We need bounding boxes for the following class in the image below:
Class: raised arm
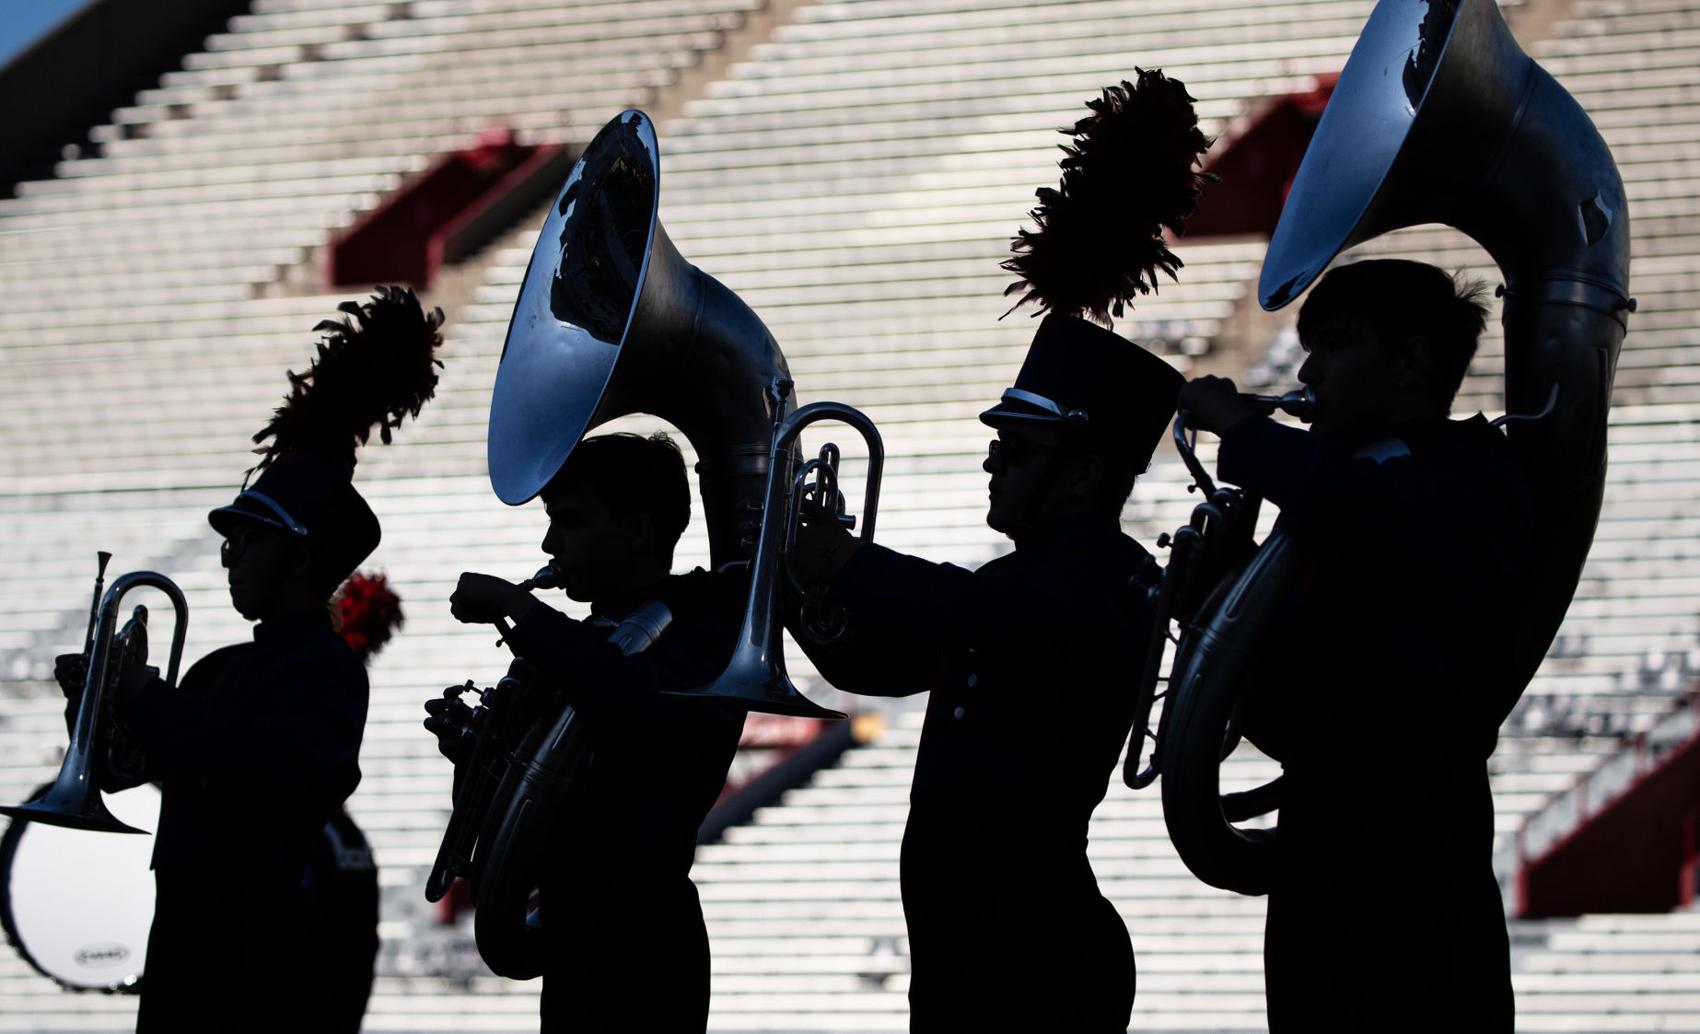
[1217,415,1532,594]
[502,602,735,716]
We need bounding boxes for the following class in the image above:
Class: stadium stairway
[1,0,1699,1031]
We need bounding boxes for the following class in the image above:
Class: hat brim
[208,493,308,538]
[207,507,288,539]
[979,400,1071,429]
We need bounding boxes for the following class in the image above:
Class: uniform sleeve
[833,542,1129,659]
[503,603,733,715]
[790,587,943,699]
[1216,415,1532,594]
[129,648,367,803]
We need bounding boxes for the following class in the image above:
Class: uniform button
[953,706,966,720]
[965,673,978,688]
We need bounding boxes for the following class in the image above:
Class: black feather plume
[1002,68,1214,326]
[251,285,445,473]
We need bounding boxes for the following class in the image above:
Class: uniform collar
[254,607,334,644]
[592,577,672,624]
[1013,516,1130,557]
[1365,413,1500,452]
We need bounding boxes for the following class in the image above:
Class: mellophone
[0,554,183,991]
[0,556,360,994]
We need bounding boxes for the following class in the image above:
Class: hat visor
[208,490,311,538]
[979,399,1071,429]
[208,504,294,538]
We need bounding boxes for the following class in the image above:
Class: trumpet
[0,554,187,835]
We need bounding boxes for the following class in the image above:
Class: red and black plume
[1002,69,1214,326]
[251,285,445,473]
[334,571,404,664]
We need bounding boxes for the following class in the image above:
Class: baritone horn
[1146,0,1631,895]
[0,555,188,835]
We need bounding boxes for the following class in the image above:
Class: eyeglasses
[986,436,1056,465]
[219,531,249,565]
[220,528,280,565]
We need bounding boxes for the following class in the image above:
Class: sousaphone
[455,110,883,978]
[1154,0,1632,894]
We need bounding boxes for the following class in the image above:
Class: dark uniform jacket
[811,520,1158,1033]
[503,568,746,1034]
[1217,413,1533,1033]
[123,609,368,1034]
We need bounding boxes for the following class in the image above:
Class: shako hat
[981,312,1184,449]
[211,286,444,595]
[989,69,1210,467]
[210,456,381,596]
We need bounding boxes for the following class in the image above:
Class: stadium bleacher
[1,0,1697,1031]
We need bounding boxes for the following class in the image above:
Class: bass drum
[0,782,160,992]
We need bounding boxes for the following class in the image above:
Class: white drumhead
[1,784,159,992]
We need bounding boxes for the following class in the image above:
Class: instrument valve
[738,500,764,554]
[447,678,485,703]
[1157,532,1172,550]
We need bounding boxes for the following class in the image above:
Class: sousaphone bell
[490,109,874,719]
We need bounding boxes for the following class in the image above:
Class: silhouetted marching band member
[1179,259,1528,1032]
[441,432,746,1033]
[313,571,406,1032]
[789,72,1207,1033]
[52,288,442,1033]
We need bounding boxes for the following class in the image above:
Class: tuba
[0,554,188,835]
[1141,0,1632,894]
[432,110,881,976]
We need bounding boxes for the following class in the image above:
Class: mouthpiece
[1241,387,1315,422]
[518,563,563,592]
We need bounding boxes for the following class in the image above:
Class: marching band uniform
[311,572,402,1033]
[498,570,746,1033]
[64,289,442,1033]
[127,588,367,1034]
[784,71,1205,1029]
[802,315,1182,1032]
[307,805,382,1034]
[1219,411,1530,1031]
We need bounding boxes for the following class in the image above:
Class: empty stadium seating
[1,0,1697,1030]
